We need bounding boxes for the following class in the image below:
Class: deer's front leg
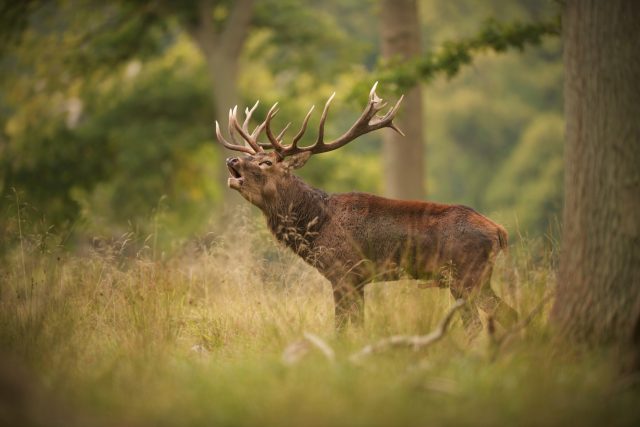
[331,281,365,332]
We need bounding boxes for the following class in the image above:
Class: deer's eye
[259,160,273,167]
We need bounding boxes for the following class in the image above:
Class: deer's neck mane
[263,175,330,259]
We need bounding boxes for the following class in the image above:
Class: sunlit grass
[0,213,638,427]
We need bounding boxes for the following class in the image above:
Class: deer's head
[224,151,311,208]
[216,83,404,210]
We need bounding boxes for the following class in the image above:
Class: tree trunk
[188,0,254,203]
[553,0,640,365]
[203,51,241,200]
[207,53,240,126]
[379,0,425,200]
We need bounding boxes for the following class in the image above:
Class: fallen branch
[282,332,335,365]
[349,299,465,363]
[303,332,335,361]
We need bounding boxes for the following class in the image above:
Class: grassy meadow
[1,211,638,427]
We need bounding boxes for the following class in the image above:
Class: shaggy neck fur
[262,175,329,261]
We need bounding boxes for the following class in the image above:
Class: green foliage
[1,36,218,236]
[0,0,380,242]
[299,149,382,195]
[328,2,565,238]
[251,0,373,78]
[0,0,565,244]
[0,0,39,52]
[423,36,563,235]
[407,0,565,238]
[78,40,217,225]
[350,16,560,99]
[0,0,169,226]
[485,114,564,233]
[66,2,167,73]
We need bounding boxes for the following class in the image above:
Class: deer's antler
[215,82,404,158]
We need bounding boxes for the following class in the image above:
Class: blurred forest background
[2,2,640,426]
[0,0,562,251]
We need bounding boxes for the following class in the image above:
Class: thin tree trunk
[207,53,240,125]
[188,0,254,203]
[205,54,242,205]
[379,0,425,200]
[553,0,640,365]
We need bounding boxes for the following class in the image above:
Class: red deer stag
[216,83,517,336]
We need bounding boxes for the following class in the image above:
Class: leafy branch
[351,16,560,99]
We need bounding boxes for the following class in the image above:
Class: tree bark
[553,0,640,364]
[379,0,425,200]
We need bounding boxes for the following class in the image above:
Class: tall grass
[0,212,638,427]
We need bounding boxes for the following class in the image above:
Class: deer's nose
[226,157,239,166]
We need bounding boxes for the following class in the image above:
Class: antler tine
[276,122,291,141]
[245,100,273,143]
[368,81,389,114]
[387,94,404,117]
[228,107,241,144]
[243,100,260,132]
[230,106,263,153]
[215,121,255,154]
[381,94,405,136]
[369,80,379,100]
[314,92,336,147]
[264,103,287,152]
[291,104,315,149]
[250,120,268,143]
[366,89,405,136]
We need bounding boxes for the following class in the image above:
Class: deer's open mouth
[227,164,242,178]
[227,164,243,189]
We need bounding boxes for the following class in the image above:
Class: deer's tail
[497,225,509,253]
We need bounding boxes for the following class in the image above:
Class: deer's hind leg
[448,251,494,341]
[472,249,518,329]
[475,279,518,329]
[332,280,365,332]
[450,286,483,341]
[454,258,518,340]
[449,247,519,340]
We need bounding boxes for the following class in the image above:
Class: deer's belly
[312,237,444,284]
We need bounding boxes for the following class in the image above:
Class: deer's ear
[282,152,311,170]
